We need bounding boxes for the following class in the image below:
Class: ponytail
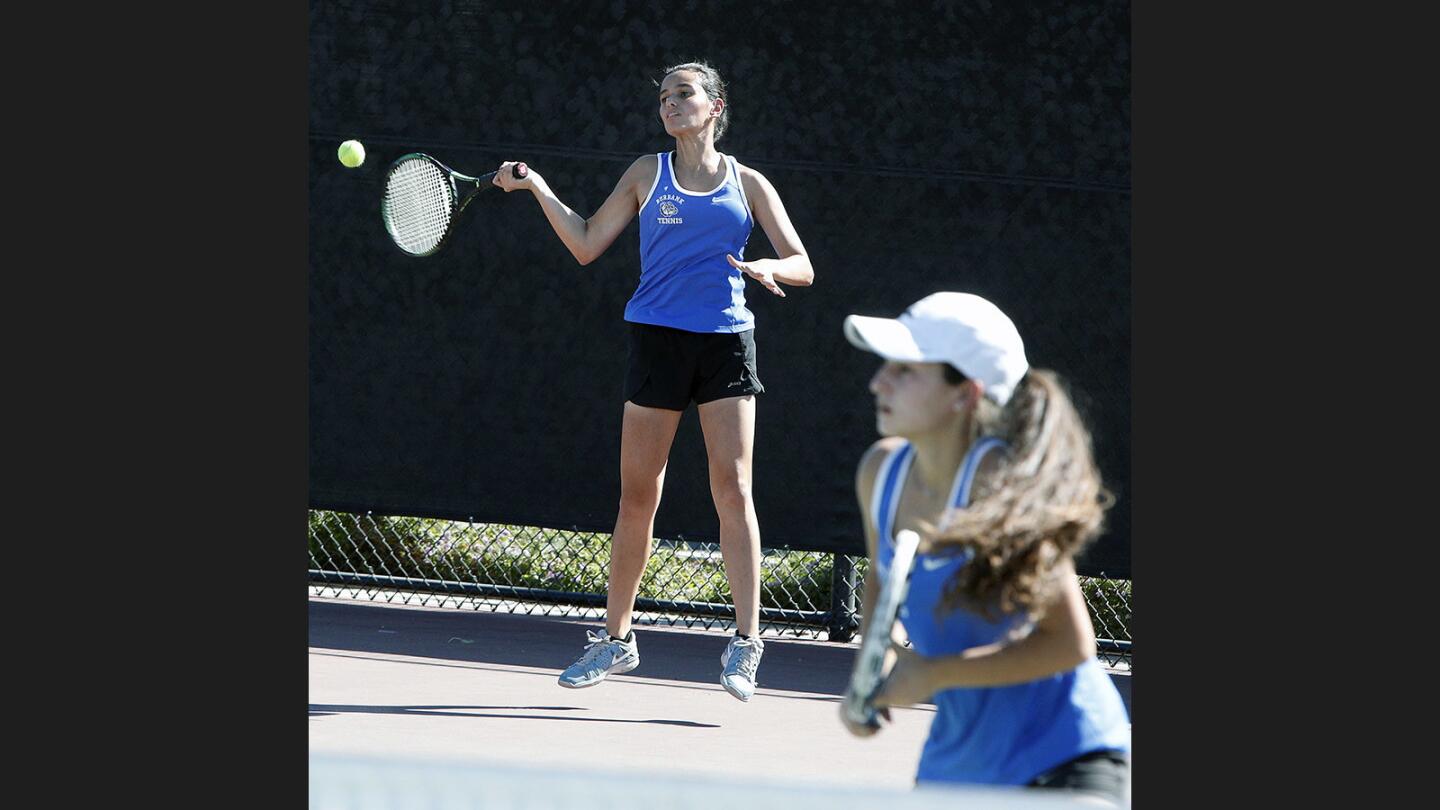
[931,370,1112,621]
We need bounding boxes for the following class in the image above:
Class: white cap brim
[843,315,929,361]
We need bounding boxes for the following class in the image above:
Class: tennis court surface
[309,596,1131,806]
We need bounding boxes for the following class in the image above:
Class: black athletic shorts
[623,322,764,411]
[1027,749,1130,806]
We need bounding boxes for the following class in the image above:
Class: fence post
[828,551,859,642]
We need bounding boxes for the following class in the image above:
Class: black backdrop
[309,0,1131,577]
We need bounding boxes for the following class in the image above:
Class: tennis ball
[337,140,365,168]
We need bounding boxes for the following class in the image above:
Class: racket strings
[383,159,455,255]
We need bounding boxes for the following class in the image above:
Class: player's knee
[617,483,662,517]
[709,476,752,515]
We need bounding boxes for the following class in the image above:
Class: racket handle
[479,163,529,185]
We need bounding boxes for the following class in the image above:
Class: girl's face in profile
[658,71,719,137]
[868,360,966,438]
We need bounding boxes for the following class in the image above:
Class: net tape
[309,754,1109,809]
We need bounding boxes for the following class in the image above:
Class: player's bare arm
[494,155,656,265]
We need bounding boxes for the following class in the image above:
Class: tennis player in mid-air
[492,60,813,701]
[840,292,1131,804]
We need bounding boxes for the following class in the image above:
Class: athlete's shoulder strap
[950,437,1008,509]
[641,152,668,209]
[726,154,753,220]
[870,441,915,542]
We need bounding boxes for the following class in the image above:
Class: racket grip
[511,162,528,179]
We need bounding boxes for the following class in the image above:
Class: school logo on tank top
[656,192,684,224]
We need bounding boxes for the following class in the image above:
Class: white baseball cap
[844,292,1029,406]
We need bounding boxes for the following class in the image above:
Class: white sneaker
[720,635,764,701]
[557,629,640,688]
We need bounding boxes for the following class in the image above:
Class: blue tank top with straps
[871,439,1131,786]
[627,152,755,333]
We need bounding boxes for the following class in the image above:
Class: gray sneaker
[720,635,764,701]
[557,629,639,688]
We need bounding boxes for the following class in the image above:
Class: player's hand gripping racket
[381,153,528,257]
[843,528,921,730]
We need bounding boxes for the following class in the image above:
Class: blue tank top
[626,152,755,333]
[872,440,1131,786]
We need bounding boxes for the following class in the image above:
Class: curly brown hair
[930,369,1113,622]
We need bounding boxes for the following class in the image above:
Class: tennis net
[310,753,1122,809]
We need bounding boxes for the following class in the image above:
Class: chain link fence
[308,509,1130,669]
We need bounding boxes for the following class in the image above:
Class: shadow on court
[308,598,862,695]
[309,598,1129,715]
[308,703,719,727]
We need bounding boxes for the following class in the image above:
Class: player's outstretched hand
[492,161,533,192]
[727,254,786,297]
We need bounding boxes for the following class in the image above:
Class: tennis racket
[842,528,921,729]
[381,153,528,257]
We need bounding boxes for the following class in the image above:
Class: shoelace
[727,638,763,680]
[575,630,621,668]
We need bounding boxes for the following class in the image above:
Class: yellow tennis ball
[337,140,365,168]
